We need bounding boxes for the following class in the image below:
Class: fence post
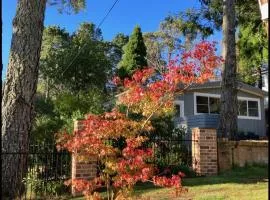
[71,120,97,197]
[192,127,218,176]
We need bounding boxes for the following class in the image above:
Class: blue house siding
[175,88,267,138]
[184,115,265,139]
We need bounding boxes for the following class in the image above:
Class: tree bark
[218,0,238,139]
[1,0,46,198]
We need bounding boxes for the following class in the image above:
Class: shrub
[58,41,222,199]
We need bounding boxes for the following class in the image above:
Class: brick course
[192,128,218,176]
[71,120,97,196]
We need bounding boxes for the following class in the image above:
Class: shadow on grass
[183,164,268,187]
[134,164,268,193]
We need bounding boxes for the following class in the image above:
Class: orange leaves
[115,41,222,118]
[58,40,222,199]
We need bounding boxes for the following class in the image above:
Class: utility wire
[61,0,120,76]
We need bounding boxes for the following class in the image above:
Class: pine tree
[118,26,147,78]
[1,0,85,198]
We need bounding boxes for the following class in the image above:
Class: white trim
[174,100,185,118]
[193,92,261,120]
[188,86,266,98]
[194,92,220,115]
[237,97,261,120]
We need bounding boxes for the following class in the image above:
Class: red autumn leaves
[58,41,222,199]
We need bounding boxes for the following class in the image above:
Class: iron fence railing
[2,143,71,200]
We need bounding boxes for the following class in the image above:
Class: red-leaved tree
[58,41,223,200]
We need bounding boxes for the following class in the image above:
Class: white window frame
[193,92,261,120]
[194,92,220,115]
[237,97,261,120]
[174,100,185,118]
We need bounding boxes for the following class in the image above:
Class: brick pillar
[192,128,218,176]
[71,120,97,196]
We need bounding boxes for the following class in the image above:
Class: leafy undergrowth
[71,165,268,200]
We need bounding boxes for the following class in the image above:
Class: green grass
[71,165,268,200]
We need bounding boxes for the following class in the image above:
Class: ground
[72,165,268,200]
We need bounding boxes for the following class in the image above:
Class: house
[174,80,268,139]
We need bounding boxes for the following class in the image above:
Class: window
[175,104,181,118]
[196,96,208,113]
[174,101,184,118]
[209,98,220,114]
[194,93,261,120]
[238,100,247,116]
[196,95,220,114]
[238,99,259,118]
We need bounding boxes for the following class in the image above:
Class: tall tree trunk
[45,76,50,101]
[1,0,46,198]
[257,66,263,89]
[218,0,238,139]
[257,46,264,89]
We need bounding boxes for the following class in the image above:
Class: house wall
[175,88,266,138]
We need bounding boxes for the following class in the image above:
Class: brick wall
[192,128,218,176]
[71,120,97,196]
[218,139,268,172]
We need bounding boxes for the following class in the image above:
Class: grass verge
[71,164,268,200]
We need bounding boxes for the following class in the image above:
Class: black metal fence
[151,138,195,167]
[1,134,196,199]
[2,143,71,200]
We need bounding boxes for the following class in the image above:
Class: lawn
[72,165,268,200]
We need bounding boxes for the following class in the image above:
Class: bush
[157,163,197,178]
[23,170,70,198]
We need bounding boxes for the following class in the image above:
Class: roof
[184,81,268,98]
[115,80,268,99]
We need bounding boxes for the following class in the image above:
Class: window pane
[248,101,259,117]
[209,97,220,114]
[248,101,258,109]
[238,100,247,116]
[196,96,209,113]
[197,105,209,113]
[248,109,258,117]
[175,105,180,117]
[196,96,208,104]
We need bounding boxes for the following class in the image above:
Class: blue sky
[2,0,222,79]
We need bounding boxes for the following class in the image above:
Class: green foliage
[54,89,105,133]
[31,95,63,144]
[48,0,86,14]
[61,23,111,92]
[112,33,129,49]
[23,170,69,197]
[39,23,112,95]
[106,33,129,74]
[54,89,104,117]
[39,26,70,97]
[35,22,113,143]
[149,115,175,139]
[143,32,166,70]
[237,17,268,86]
[32,88,105,143]
[158,164,197,178]
[189,0,268,87]
[118,26,147,78]
[143,12,214,68]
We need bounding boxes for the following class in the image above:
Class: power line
[97,0,120,28]
[61,0,120,76]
